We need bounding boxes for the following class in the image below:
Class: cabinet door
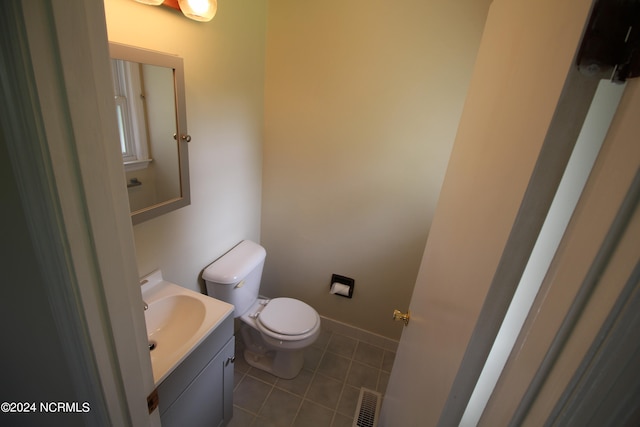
[220,337,235,425]
[161,338,235,427]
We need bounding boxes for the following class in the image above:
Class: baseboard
[320,316,399,352]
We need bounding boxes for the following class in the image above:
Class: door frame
[438,63,600,426]
[2,1,155,425]
[480,78,640,426]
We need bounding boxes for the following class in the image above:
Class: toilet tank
[202,240,266,317]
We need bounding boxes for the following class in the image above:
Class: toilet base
[240,324,305,379]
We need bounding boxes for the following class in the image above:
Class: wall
[261,0,492,339]
[104,0,267,291]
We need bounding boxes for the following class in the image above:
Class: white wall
[261,0,492,339]
[104,0,267,291]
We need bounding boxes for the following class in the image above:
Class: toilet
[203,240,320,379]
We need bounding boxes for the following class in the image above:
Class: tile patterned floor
[228,327,396,427]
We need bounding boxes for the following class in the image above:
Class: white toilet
[203,240,320,379]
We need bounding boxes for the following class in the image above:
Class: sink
[146,294,206,348]
[140,270,234,384]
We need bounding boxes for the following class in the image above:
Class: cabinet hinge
[147,388,159,414]
[577,0,640,83]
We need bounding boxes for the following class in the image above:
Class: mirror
[109,43,190,225]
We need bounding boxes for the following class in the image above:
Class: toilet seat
[255,298,319,341]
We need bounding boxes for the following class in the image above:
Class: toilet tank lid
[203,240,266,285]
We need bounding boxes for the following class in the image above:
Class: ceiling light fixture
[134,0,164,5]
[134,0,217,22]
[177,0,217,22]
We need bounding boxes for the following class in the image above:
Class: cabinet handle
[225,356,235,366]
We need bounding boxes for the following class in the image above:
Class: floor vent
[353,387,381,427]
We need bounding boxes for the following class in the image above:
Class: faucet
[141,279,149,311]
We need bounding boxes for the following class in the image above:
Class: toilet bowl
[203,240,320,379]
[239,297,320,378]
[242,297,320,349]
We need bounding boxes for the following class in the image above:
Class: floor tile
[354,342,384,368]
[233,376,272,414]
[306,373,343,410]
[248,366,278,384]
[377,371,390,394]
[234,350,252,374]
[313,329,332,350]
[293,400,334,427]
[327,334,357,358]
[276,368,313,397]
[381,349,396,373]
[251,418,280,427]
[234,371,245,390]
[227,406,255,427]
[257,388,302,426]
[317,352,350,380]
[304,345,324,371]
[336,385,360,417]
[346,361,379,390]
[331,412,354,427]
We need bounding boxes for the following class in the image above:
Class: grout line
[308,330,333,421]
[289,329,333,426]
[258,382,276,419]
[332,351,356,426]
[233,371,246,392]
[289,382,306,427]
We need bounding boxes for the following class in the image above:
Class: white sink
[146,294,205,349]
[141,270,234,384]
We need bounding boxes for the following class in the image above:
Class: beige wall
[261,0,491,339]
[105,0,491,340]
[104,0,267,291]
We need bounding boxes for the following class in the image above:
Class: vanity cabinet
[157,314,234,427]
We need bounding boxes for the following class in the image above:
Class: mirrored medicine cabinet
[109,42,191,225]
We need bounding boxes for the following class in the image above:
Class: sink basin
[141,270,234,384]
[146,294,206,348]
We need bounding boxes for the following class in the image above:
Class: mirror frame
[109,42,191,225]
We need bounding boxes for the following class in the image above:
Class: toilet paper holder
[330,274,354,298]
